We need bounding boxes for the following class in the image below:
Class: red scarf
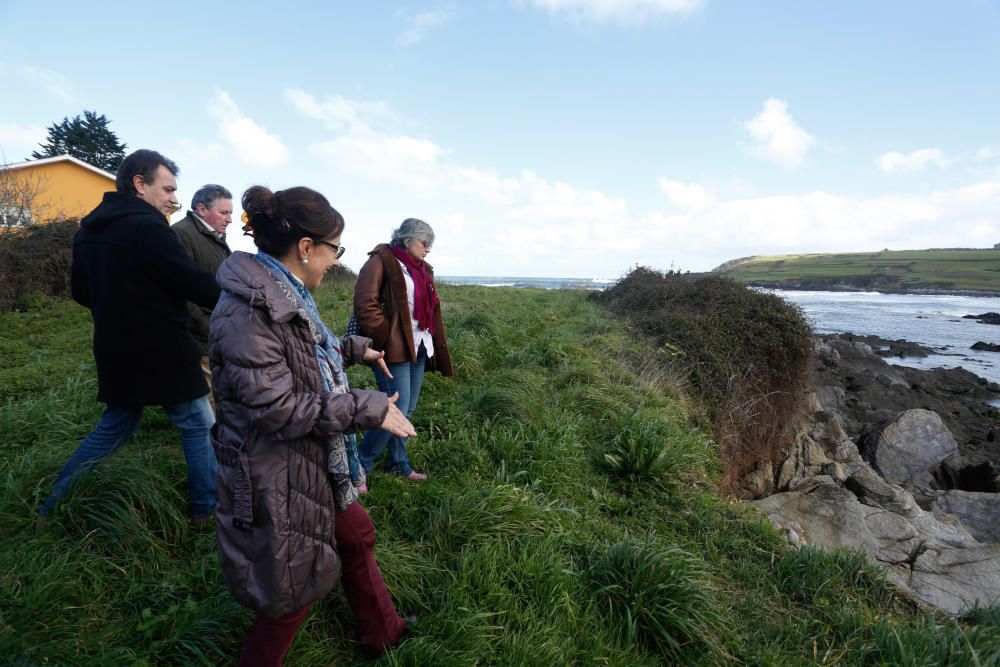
[391,243,439,335]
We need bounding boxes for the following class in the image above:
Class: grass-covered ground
[2,284,999,665]
[714,248,1000,294]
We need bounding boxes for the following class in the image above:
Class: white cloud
[287,89,1000,277]
[311,134,448,192]
[976,146,1000,161]
[650,177,1000,271]
[659,178,715,209]
[527,0,704,24]
[0,64,76,102]
[0,122,47,162]
[172,138,225,164]
[397,8,452,47]
[743,98,815,168]
[285,89,393,133]
[293,90,626,222]
[875,148,950,173]
[206,91,289,167]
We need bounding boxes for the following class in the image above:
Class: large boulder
[932,491,1000,543]
[755,474,1000,614]
[776,405,862,491]
[860,409,958,491]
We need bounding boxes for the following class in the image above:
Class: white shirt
[192,212,224,241]
[398,260,435,358]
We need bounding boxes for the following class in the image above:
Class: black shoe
[402,613,417,636]
[362,613,416,660]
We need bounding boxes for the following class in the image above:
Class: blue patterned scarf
[253,252,364,485]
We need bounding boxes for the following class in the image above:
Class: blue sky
[2,0,999,278]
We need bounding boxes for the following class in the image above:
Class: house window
[0,204,33,228]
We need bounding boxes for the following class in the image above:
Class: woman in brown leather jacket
[354,218,452,482]
[210,186,416,665]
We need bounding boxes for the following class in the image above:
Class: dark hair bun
[240,184,344,256]
[242,185,275,228]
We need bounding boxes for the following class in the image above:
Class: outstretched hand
[362,347,393,379]
[380,392,416,437]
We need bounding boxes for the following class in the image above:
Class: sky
[1,0,999,279]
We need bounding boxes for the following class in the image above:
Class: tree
[32,110,127,172]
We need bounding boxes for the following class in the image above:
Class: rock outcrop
[931,491,1000,544]
[860,409,958,496]
[750,333,1000,614]
[963,312,1000,325]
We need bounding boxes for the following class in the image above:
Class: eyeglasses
[318,240,346,259]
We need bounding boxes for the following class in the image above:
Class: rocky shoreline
[747,332,1000,614]
[745,281,1000,299]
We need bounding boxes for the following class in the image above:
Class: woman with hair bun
[210,186,415,665]
[354,218,452,483]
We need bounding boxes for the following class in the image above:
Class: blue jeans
[38,397,218,518]
[358,344,427,476]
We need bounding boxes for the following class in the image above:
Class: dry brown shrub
[595,267,815,494]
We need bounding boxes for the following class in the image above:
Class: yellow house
[0,154,115,227]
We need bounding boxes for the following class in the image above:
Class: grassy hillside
[713,248,1000,294]
[2,284,998,665]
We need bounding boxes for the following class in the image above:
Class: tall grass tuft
[598,409,713,483]
[462,369,545,422]
[424,484,552,554]
[773,545,896,607]
[54,455,189,555]
[458,310,504,338]
[585,536,728,663]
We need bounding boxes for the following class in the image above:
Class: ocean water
[438,276,615,290]
[769,290,1000,385]
[437,275,1000,385]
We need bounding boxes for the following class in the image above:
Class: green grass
[2,287,998,665]
[714,248,1000,294]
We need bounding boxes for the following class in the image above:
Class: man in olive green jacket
[171,184,233,409]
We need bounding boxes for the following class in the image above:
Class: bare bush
[0,219,79,312]
[595,267,814,494]
[714,365,812,494]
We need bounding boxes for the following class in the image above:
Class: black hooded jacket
[72,192,220,406]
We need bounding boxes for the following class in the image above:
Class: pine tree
[31,111,127,173]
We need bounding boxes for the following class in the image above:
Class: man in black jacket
[37,149,221,526]
[171,184,233,409]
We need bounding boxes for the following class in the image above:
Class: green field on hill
[714,248,1000,294]
[2,284,998,664]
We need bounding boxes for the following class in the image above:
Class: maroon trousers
[237,501,406,666]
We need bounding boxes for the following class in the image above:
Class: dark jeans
[38,397,217,518]
[237,501,406,666]
[358,343,427,476]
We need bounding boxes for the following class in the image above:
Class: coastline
[745,280,1000,299]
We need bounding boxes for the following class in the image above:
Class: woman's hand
[379,392,416,437]
[362,347,393,379]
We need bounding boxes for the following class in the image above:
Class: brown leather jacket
[354,244,453,376]
[209,252,389,618]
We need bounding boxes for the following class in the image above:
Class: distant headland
[712,247,1000,297]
